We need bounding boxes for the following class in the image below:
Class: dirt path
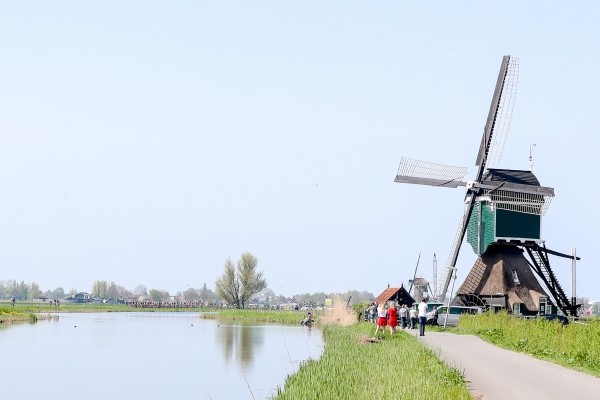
[415,331,600,400]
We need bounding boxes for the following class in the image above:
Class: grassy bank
[200,308,311,324]
[456,312,600,377]
[0,306,38,323]
[274,323,473,400]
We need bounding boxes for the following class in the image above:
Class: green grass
[456,312,600,377]
[0,306,38,322]
[3,303,312,325]
[201,308,313,324]
[274,323,473,400]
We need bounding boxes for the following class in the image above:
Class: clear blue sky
[0,1,598,301]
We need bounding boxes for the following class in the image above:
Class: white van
[426,305,483,326]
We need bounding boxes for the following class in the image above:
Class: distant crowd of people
[125,300,202,308]
[369,299,435,339]
[6,298,59,307]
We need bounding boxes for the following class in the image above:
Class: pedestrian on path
[368,302,377,323]
[418,298,428,336]
[387,301,398,335]
[409,306,417,329]
[399,304,408,329]
[372,303,388,339]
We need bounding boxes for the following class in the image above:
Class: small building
[374,284,415,307]
[64,292,92,303]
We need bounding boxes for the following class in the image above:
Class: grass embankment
[456,312,600,377]
[274,323,472,400]
[200,308,311,324]
[0,306,38,323]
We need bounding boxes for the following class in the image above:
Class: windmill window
[511,270,520,285]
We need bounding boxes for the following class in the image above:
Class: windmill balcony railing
[484,189,553,215]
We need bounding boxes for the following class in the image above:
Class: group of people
[369,299,430,338]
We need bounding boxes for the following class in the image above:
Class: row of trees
[0,279,217,303]
[0,280,68,302]
[87,281,219,302]
[1,252,374,306]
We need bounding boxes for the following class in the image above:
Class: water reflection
[217,323,265,367]
[0,313,323,399]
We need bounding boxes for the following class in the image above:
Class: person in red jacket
[387,301,398,335]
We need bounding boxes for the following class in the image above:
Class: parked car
[524,314,569,325]
[426,305,483,326]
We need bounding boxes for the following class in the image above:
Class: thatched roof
[456,244,548,313]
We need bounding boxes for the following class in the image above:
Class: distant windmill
[394,56,579,316]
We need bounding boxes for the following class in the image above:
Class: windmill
[394,56,579,316]
[408,252,432,302]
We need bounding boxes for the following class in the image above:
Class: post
[571,246,577,310]
[444,268,457,328]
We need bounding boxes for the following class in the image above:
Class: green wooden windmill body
[467,201,542,256]
[466,168,547,256]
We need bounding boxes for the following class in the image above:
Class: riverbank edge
[273,322,473,400]
[0,312,38,323]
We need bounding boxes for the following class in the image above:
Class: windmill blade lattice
[475,56,519,175]
[395,157,469,188]
[437,202,473,300]
[485,57,519,167]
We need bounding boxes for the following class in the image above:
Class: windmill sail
[437,203,473,301]
[395,157,468,188]
[475,56,519,176]
[438,56,520,301]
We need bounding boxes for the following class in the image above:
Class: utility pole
[432,254,438,301]
[572,246,577,311]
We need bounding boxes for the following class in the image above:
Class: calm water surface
[0,312,323,399]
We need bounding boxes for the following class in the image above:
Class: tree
[258,287,276,302]
[134,284,148,298]
[107,281,120,299]
[92,280,108,298]
[148,289,169,301]
[115,284,132,299]
[199,283,215,303]
[47,287,65,300]
[215,252,267,309]
[215,258,239,307]
[11,281,29,300]
[182,288,200,302]
[29,282,42,301]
